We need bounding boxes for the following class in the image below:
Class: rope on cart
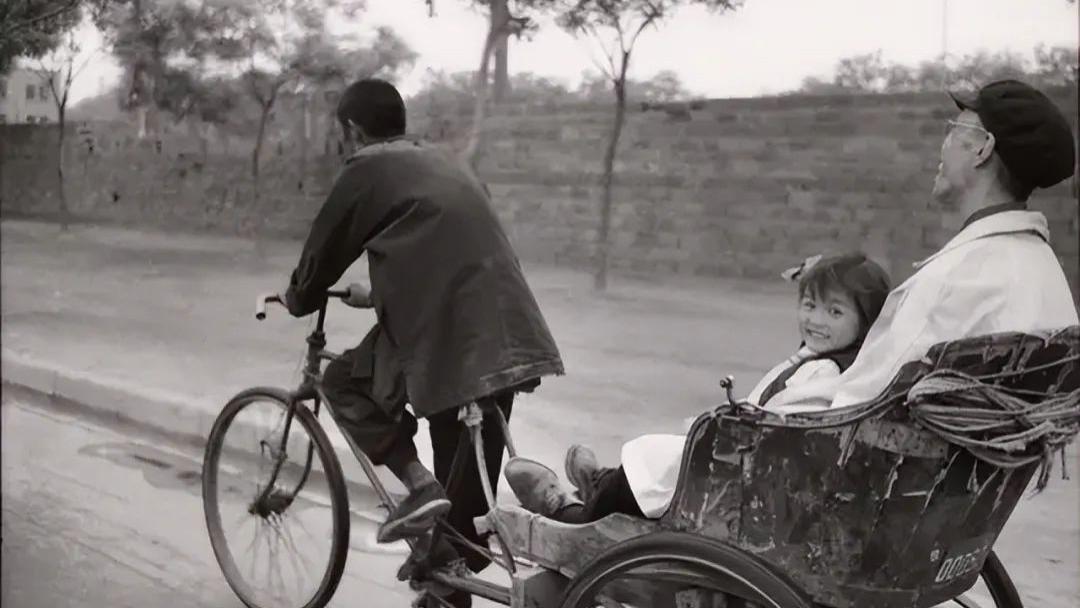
[906,355,1080,492]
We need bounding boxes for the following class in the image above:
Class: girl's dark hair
[336,78,406,139]
[797,252,892,337]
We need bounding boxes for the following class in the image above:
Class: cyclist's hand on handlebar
[343,282,373,309]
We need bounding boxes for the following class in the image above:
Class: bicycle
[201,289,521,608]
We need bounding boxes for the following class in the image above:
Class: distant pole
[941,0,949,89]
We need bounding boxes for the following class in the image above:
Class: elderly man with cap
[769,78,1078,411]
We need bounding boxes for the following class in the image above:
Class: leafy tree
[798,46,1077,95]
[33,29,98,229]
[0,0,108,73]
[833,51,887,92]
[425,0,561,168]
[576,68,694,102]
[1032,43,1078,87]
[94,0,248,136]
[949,50,1027,90]
[556,0,743,290]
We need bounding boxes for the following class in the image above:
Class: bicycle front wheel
[202,387,349,608]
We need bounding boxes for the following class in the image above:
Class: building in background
[0,67,63,124]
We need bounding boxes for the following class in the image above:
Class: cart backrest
[662,326,1080,608]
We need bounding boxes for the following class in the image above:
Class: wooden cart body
[484,327,1080,608]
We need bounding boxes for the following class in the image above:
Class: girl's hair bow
[781,254,822,282]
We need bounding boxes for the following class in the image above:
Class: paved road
[0,219,797,474]
[0,386,477,608]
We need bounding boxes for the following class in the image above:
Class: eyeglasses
[945,119,991,138]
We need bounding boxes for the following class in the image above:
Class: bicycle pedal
[379,520,439,544]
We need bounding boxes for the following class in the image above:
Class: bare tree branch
[583,23,618,78]
[585,50,614,80]
[72,46,101,80]
[627,5,661,53]
[612,10,627,56]
[34,65,63,114]
[2,0,81,36]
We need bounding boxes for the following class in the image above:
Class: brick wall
[2,89,1077,295]
[474,89,1078,292]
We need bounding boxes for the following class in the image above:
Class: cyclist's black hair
[336,78,406,139]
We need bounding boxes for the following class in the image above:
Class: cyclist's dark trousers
[321,323,513,573]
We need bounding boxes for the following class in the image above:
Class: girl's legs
[552,466,644,523]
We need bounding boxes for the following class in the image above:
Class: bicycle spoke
[291,508,321,545]
[247,521,263,584]
[281,516,317,582]
[274,527,287,601]
[263,523,278,603]
[269,516,305,602]
[279,527,308,601]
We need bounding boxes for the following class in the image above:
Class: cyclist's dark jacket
[284,138,564,416]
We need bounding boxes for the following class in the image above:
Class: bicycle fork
[252,326,333,515]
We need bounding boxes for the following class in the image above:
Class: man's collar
[961,201,1028,229]
[914,210,1050,270]
[345,136,421,163]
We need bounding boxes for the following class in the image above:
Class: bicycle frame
[253,291,525,606]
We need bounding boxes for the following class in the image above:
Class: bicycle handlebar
[255,293,281,320]
[254,288,360,321]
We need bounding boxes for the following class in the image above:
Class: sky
[69,0,1079,104]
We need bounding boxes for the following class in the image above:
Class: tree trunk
[251,103,272,259]
[253,110,269,180]
[130,0,149,139]
[57,106,69,231]
[300,91,311,180]
[492,0,510,103]
[462,19,502,171]
[595,69,629,291]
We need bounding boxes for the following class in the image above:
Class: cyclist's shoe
[397,535,460,582]
[401,537,472,608]
[377,483,452,544]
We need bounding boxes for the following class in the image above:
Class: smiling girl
[749,252,893,406]
[503,252,893,523]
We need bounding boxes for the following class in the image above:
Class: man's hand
[344,282,373,309]
[280,288,305,318]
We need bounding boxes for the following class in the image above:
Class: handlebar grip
[255,293,282,320]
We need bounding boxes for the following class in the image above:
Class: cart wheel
[558,532,814,608]
[980,552,1022,607]
[949,551,1023,608]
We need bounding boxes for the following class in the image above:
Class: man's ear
[973,132,997,168]
[348,120,369,145]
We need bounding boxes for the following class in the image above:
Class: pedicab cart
[201,292,1079,608]
[479,325,1080,608]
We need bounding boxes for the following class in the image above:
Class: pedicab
[201,289,1080,608]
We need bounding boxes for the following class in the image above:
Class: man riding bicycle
[280,78,564,590]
